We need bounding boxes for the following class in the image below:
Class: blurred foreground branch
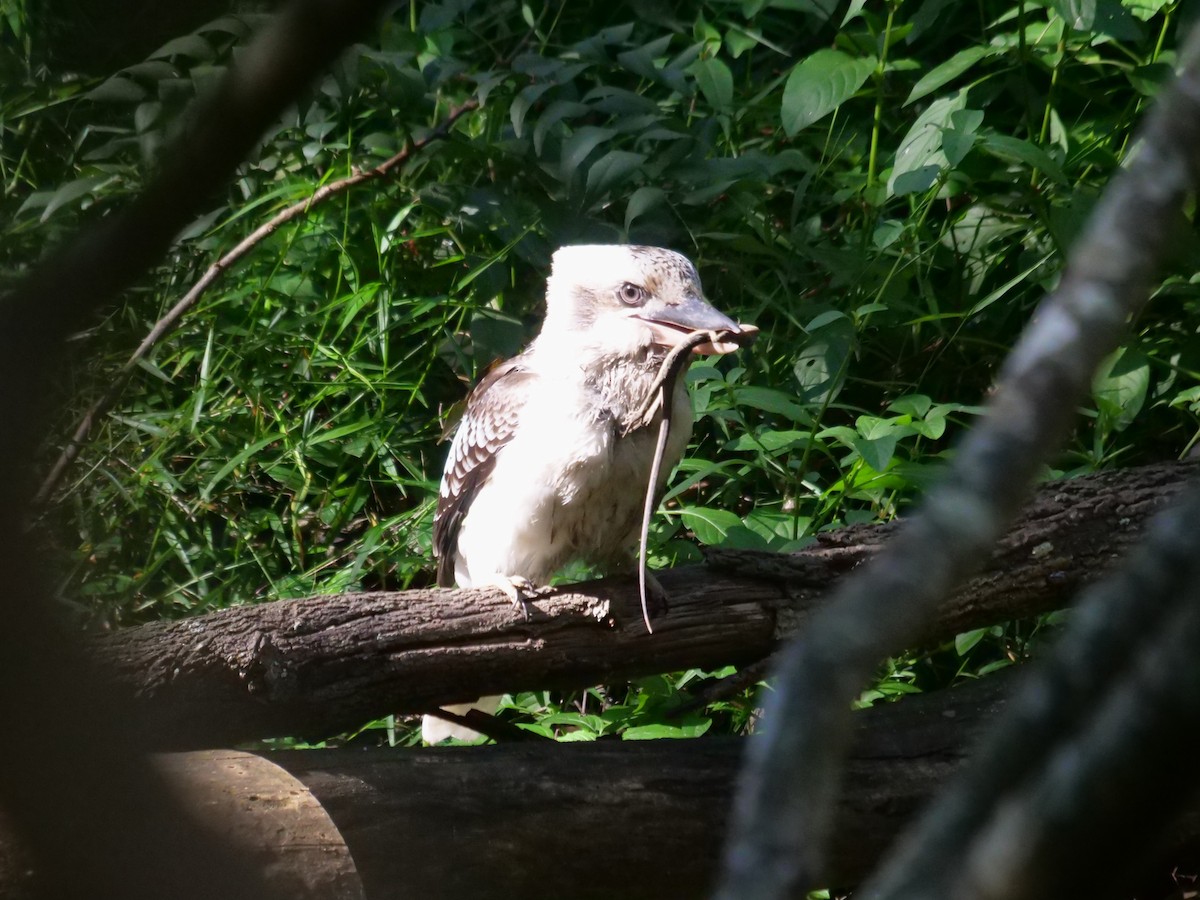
[717,23,1200,900]
[0,1,398,896]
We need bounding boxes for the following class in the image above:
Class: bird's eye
[618,282,646,306]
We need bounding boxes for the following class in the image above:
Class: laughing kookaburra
[424,244,750,742]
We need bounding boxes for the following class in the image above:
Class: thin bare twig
[34,98,478,507]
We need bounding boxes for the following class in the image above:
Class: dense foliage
[2,0,1194,741]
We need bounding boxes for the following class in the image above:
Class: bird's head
[541,245,755,357]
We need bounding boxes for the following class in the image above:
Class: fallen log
[4,672,1195,898]
[0,673,1010,899]
[95,461,1194,748]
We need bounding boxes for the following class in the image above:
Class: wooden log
[94,461,1194,748]
[274,675,1014,899]
[2,673,1194,898]
[155,751,364,899]
[0,675,1010,899]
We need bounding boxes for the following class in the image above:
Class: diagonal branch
[715,23,1200,900]
[34,99,478,507]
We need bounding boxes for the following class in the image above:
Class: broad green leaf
[1052,0,1141,39]
[560,126,617,181]
[40,175,114,222]
[781,49,875,135]
[510,83,552,138]
[888,89,966,196]
[586,150,646,195]
[625,186,666,230]
[978,133,1067,184]
[690,57,734,110]
[794,316,855,404]
[623,719,712,740]
[679,506,744,545]
[852,434,898,472]
[912,414,947,439]
[888,394,932,418]
[1123,0,1171,20]
[725,429,810,453]
[805,309,849,331]
[872,219,904,249]
[1170,386,1200,410]
[532,99,589,156]
[134,100,162,133]
[891,166,941,195]
[616,34,673,81]
[841,0,869,25]
[719,525,772,550]
[150,33,216,61]
[955,627,988,656]
[1093,347,1150,432]
[86,75,146,103]
[732,386,813,423]
[906,46,993,105]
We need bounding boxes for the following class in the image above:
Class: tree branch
[92,461,1191,749]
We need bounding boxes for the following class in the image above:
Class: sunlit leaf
[781,49,875,135]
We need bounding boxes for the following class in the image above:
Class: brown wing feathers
[432,360,531,586]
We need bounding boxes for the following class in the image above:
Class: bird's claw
[493,574,536,621]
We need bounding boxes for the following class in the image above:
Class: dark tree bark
[3,671,1195,899]
[0,674,1012,900]
[95,461,1193,749]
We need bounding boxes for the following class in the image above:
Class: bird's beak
[633,295,758,356]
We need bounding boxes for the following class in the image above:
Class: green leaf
[852,434,897,472]
[40,175,113,222]
[622,719,712,740]
[732,386,813,423]
[726,429,810,452]
[888,394,932,418]
[978,132,1067,184]
[906,46,993,105]
[793,315,855,404]
[679,506,744,545]
[624,186,666,230]
[1093,347,1150,432]
[955,627,988,656]
[911,414,946,439]
[86,75,146,103]
[888,89,966,196]
[532,99,589,156]
[560,126,616,181]
[586,150,646,195]
[134,100,162,133]
[690,56,734,110]
[150,33,216,61]
[510,83,551,138]
[1052,0,1141,39]
[781,49,876,135]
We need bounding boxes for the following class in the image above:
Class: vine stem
[867,1,898,188]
